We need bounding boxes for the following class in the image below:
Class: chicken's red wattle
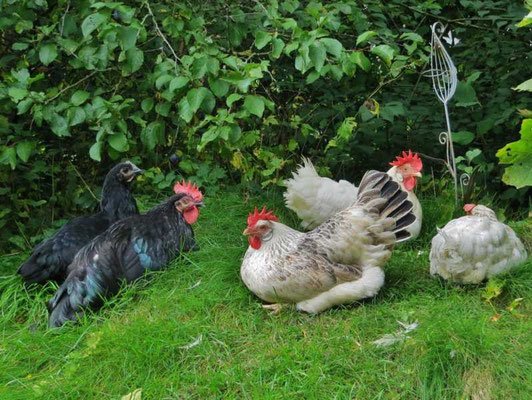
[183,207,199,224]
[249,235,261,249]
[404,176,416,191]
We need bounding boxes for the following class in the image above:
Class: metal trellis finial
[424,22,469,206]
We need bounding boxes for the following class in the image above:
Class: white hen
[284,151,423,239]
[430,204,527,284]
[241,170,417,313]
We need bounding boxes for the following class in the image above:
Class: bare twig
[69,161,99,202]
[144,0,181,69]
[60,1,70,36]
[45,70,104,104]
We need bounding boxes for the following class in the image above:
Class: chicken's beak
[412,171,422,178]
[132,166,143,175]
[195,201,205,208]
[243,227,255,236]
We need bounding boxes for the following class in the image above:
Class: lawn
[1,189,531,400]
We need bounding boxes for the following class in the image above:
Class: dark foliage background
[1,0,531,251]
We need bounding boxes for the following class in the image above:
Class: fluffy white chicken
[430,204,527,284]
[241,170,417,313]
[284,151,423,239]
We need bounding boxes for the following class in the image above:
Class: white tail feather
[284,158,358,229]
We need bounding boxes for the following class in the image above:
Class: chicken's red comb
[247,206,278,227]
[173,180,203,202]
[389,150,423,172]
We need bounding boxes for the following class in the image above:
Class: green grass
[1,190,531,399]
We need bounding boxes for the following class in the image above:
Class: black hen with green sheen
[18,161,142,284]
[48,186,204,328]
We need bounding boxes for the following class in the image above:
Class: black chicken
[18,161,142,284]
[47,181,204,327]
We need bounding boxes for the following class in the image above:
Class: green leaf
[108,132,128,152]
[155,74,173,90]
[118,27,138,51]
[209,78,229,98]
[8,87,28,102]
[17,98,33,115]
[309,41,326,72]
[306,70,320,84]
[454,82,479,107]
[178,97,193,123]
[67,107,86,126]
[351,52,371,72]
[122,48,144,75]
[50,114,70,137]
[0,147,17,169]
[452,131,475,145]
[370,45,394,66]
[226,93,243,107]
[71,90,90,106]
[336,117,357,141]
[496,119,532,188]
[320,38,343,58]
[89,142,102,161]
[39,43,58,66]
[356,31,377,46]
[169,76,189,92]
[141,98,154,113]
[271,38,285,59]
[243,95,265,118]
[466,148,482,162]
[516,11,532,27]
[16,141,34,162]
[513,78,532,92]
[141,121,165,150]
[187,88,215,113]
[81,13,107,37]
[255,31,271,50]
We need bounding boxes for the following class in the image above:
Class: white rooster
[430,204,527,284]
[284,150,423,239]
[241,170,417,313]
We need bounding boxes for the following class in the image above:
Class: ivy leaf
[371,45,394,66]
[255,31,271,50]
[70,90,90,106]
[309,41,326,72]
[244,95,265,118]
[81,13,107,37]
[108,132,128,152]
[356,31,377,46]
[16,141,34,162]
[320,38,343,58]
[39,43,58,66]
[89,142,102,161]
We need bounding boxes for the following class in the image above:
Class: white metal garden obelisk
[426,22,466,206]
